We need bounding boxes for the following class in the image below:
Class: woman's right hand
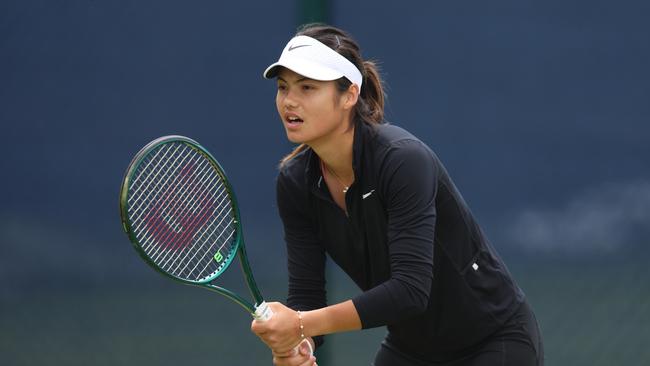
[272,339,317,366]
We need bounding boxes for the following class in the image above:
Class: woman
[251,24,544,366]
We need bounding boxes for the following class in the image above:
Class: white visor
[263,35,363,92]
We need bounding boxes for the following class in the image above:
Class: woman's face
[275,68,356,147]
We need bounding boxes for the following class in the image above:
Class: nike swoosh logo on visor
[288,44,311,51]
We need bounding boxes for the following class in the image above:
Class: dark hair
[280,23,385,165]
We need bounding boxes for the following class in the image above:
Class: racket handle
[254,301,274,321]
[253,302,314,356]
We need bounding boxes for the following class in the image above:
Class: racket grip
[252,302,314,356]
[254,301,273,321]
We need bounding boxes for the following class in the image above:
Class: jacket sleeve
[276,169,327,347]
[352,139,437,329]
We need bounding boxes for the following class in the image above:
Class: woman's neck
[310,126,355,183]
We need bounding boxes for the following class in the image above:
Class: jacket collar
[304,120,373,193]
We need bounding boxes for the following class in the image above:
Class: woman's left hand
[251,302,304,354]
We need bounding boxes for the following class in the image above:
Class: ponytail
[357,60,384,125]
[279,24,386,167]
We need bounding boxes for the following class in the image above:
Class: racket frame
[119,135,265,315]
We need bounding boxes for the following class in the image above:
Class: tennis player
[251,24,544,366]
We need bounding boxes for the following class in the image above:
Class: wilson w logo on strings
[134,152,232,255]
[144,160,219,251]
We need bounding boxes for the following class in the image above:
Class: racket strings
[138,149,234,279]
[156,185,229,272]
[128,143,187,217]
[144,158,216,253]
[127,142,238,281]
[130,145,201,248]
[169,190,234,276]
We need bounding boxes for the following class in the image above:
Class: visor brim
[263,58,345,81]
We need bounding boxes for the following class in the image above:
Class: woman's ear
[342,84,360,110]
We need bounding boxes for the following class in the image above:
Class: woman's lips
[285,114,304,129]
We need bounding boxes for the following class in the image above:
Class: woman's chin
[285,131,307,144]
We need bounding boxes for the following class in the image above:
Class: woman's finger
[272,352,316,366]
[272,347,297,358]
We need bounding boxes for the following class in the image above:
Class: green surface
[2,260,649,365]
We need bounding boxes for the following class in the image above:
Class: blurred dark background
[1,1,649,365]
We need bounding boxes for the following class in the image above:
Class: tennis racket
[119,135,273,320]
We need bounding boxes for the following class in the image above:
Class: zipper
[314,176,353,219]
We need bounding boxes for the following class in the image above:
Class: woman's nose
[281,90,298,109]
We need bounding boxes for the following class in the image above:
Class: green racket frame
[119,135,264,315]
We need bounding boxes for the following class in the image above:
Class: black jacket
[276,120,524,361]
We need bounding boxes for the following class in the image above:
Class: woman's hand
[250,302,304,353]
[272,340,317,366]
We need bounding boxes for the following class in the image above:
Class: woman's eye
[302,84,314,91]
[277,84,287,91]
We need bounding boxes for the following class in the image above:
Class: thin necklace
[320,159,350,193]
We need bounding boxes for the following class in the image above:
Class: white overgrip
[254,301,274,321]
